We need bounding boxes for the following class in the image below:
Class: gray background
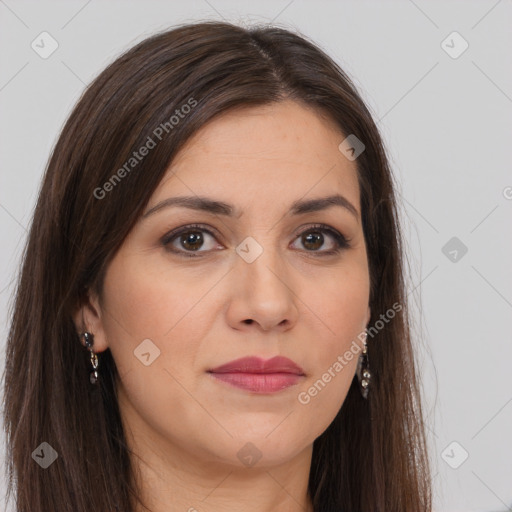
[1,1,511,511]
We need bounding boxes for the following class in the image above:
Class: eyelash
[161,223,351,258]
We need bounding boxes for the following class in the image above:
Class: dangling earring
[79,332,99,385]
[356,330,371,399]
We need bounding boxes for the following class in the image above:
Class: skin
[75,99,371,512]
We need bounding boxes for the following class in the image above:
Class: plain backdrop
[1,1,511,511]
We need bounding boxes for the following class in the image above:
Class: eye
[161,223,351,258]
[290,224,351,255]
[161,224,222,257]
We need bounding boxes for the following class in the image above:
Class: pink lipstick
[207,356,305,393]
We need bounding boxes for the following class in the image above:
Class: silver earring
[80,332,99,385]
[356,330,371,399]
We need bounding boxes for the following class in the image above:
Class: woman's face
[83,99,371,468]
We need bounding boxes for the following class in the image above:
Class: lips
[208,356,305,375]
[207,356,305,393]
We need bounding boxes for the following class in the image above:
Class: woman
[2,21,431,511]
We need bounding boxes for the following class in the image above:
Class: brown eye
[162,224,222,257]
[302,231,324,251]
[291,224,350,255]
[179,231,204,251]
[162,223,350,259]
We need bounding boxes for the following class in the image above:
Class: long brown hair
[2,21,431,511]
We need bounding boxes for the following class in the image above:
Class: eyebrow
[141,194,359,220]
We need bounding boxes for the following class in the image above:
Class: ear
[72,288,110,353]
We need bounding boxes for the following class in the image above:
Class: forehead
[153,100,360,213]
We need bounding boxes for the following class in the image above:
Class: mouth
[207,356,305,394]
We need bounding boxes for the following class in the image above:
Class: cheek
[99,249,220,384]
[294,264,369,418]
[100,254,217,447]
[307,260,370,350]
[102,245,222,338]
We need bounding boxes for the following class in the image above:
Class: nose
[225,240,300,333]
